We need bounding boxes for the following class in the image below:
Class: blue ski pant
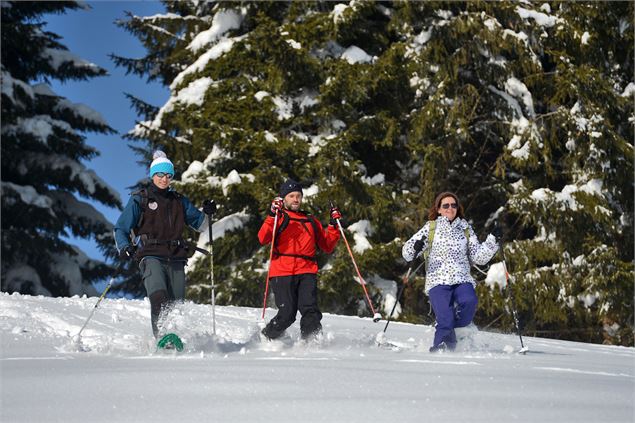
[428,283,478,349]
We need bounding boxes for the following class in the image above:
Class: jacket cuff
[195,214,210,233]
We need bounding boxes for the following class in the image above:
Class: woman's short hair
[428,191,465,221]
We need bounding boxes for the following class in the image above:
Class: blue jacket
[114,187,206,252]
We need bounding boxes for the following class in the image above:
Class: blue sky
[44,1,169,261]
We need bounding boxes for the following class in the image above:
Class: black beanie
[279,178,303,198]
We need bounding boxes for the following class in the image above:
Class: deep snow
[1,292,633,423]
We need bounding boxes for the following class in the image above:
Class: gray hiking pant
[139,257,186,300]
[140,258,186,338]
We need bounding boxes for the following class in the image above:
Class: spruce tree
[486,1,634,345]
[1,1,122,296]
[115,1,633,345]
[392,1,634,345]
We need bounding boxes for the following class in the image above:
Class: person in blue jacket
[114,150,215,338]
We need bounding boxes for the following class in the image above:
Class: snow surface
[485,261,507,289]
[621,82,635,97]
[1,293,633,423]
[580,31,591,45]
[1,70,35,103]
[30,83,109,128]
[332,3,349,24]
[271,95,293,120]
[2,266,49,296]
[341,46,373,64]
[204,169,255,196]
[181,145,232,182]
[347,220,373,254]
[1,182,53,209]
[303,184,319,198]
[187,9,244,52]
[361,173,385,186]
[515,6,558,27]
[530,179,605,211]
[286,39,302,50]
[367,274,400,317]
[4,115,73,143]
[170,35,245,91]
[504,77,535,118]
[41,47,100,72]
[191,210,251,265]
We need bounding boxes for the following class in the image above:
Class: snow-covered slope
[1,293,633,422]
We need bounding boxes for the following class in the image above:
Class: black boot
[301,323,322,340]
[261,320,287,340]
[149,290,169,338]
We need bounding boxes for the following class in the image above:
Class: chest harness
[273,210,322,262]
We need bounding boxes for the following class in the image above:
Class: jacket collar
[149,183,171,198]
[437,215,466,229]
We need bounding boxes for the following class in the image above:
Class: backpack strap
[272,211,321,260]
[307,216,321,249]
[130,188,150,242]
[131,188,150,212]
[423,220,436,274]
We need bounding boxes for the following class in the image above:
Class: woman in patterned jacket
[402,192,501,352]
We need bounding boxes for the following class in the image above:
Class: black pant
[263,273,322,339]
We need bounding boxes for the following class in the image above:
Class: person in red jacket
[258,179,341,340]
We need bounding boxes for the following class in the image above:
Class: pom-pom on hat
[279,178,303,198]
[149,150,174,178]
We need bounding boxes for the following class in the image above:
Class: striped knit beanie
[149,150,174,177]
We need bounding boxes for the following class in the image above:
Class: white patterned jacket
[402,216,499,294]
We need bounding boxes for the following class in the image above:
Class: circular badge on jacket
[148,201,158,210]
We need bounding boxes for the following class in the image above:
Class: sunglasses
[440,203,458,209]
[154,172,173,180]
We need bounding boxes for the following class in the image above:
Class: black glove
[413,239,424,254]
[492,225,503,241]
[202,199,217,215]
[119,245,135,261]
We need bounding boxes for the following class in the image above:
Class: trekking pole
[204,200,218,335]
[499,241,528,354]
[73,264,124,343]
[261,211,280,319]
[330,201,381,322]
[382,259,425,334]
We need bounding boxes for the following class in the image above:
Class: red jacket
[258,210,340,277]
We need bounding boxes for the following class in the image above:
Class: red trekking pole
[330,201,381,322]
[261,210,280,319]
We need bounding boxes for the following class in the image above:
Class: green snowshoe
[157,333,184,352]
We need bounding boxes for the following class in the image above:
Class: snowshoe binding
[157,333,184,352]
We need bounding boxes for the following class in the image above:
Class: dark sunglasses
[154,172,173,180]
[440,203,458,209]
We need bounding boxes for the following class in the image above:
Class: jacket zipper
[166,200,173,230]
